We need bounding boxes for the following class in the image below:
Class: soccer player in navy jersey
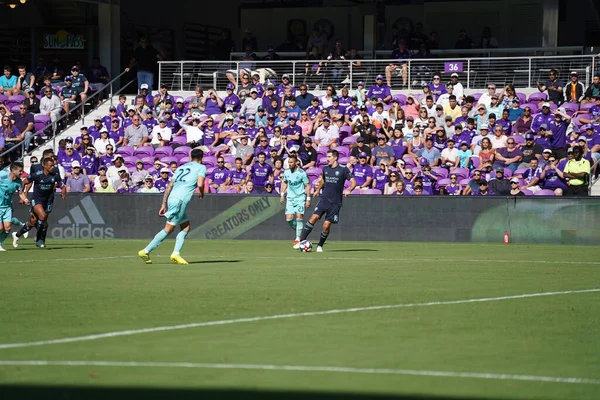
[299,149,356,252]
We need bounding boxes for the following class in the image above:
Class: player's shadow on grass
[188,260,243,264]
[0,386,506,400]
[329,249,378,252]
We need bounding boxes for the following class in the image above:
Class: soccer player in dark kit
[299,149,356,252]
[13,153,66,248]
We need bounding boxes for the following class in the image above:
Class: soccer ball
[299,240,313,252]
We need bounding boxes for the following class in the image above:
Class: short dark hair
[327,149,339,160]
[426,95,433,101]
[449,95,456,101]
[190,148,204,161]
[42,149,54,157]
[288,154,298,162]
[235,157,243,163]
[42,157,53,166]
[10,161,24,171]
[257,151,266,158]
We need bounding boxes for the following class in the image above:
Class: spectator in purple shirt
[367,75,392,104]
[539,155,567,195]
[65,161,91,193]
[202,89,224,117]
[445,173,463,195]
[531,102,554,132]
[81,146,99,178]
[208,157,231,193]
[229,157,247,192]
[12,104,35,152]
[224,83,241,113]
[353,152,374,190]
[99,146,115,169]
[494,138,522,172]
[276,74,296,98]
[474,179,494,196]
[428,74,447,101]
[496,109,512,135]
[247,152,274,193]
[547,107,571,159]
[373,160,389,191]
[154,168,171,192]
[58,143,82,177]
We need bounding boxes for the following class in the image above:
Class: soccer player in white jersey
[138,148,206,265]
[280,154,310,248]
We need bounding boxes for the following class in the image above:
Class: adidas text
[51,225,114,239]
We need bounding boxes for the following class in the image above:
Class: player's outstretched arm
[312,175,324,197]
[344,177,358,196]
[197,176,205,199]
[159,181,174,216]
[280,181,287,204]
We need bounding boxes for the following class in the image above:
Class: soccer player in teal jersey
[280,154,311,248]
[0,162,30,251]
[139,148,206,265]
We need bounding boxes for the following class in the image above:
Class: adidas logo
[51,197,114,239]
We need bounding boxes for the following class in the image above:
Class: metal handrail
[0,69,133,162]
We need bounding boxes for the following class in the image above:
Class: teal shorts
[0,207,13,224]
[285,195,306,216]
[164,198,189,226]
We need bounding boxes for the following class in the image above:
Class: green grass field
[0,239,599,400]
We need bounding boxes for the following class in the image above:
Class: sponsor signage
[52,196,114,239]
[43,30,85,50]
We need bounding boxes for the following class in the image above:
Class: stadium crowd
[28,66,598,197]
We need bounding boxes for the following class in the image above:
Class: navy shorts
[30,197,53,214]
[313,200,341,224]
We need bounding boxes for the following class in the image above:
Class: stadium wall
[13,194,600,245]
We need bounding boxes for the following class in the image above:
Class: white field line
[2,254,600,266]
[0,288,598,350]
[0,360,598,385]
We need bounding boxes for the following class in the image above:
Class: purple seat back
[116,146,134,156]
[134,146,155,157]
[471,92,482,102]
[431,167,448,179]
[203,155,218,168]
[361,188,382,195]
[154,146,173,157]
[533,189,556,196]
[34,115,51,124]
[452,167,469,180]
[512,135,525,145]
[521,189,533,195]
[342,135,357,146]
[580,102,595,112]
[173,145,192,156]
[172,135,188,145]
[0,94,7,104]
[516,93,527,104]
[123,156,137,168]
[436,178,451,188]
[179,156,191,164]
[335,145,350,158]
[527,92,547,102]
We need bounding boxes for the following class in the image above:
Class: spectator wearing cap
[103,106,122,130]
[297,137,317,169]
[416,137,440,167]
[88,118,105,140]
[487,94,503,119]
[563,145,590,196]
[94,127,116,154]
[80,145,99,179]
[348,135,371,161]
[65,160,91,193]
[223,83,242,114]
[304,97,323,121]
[137,175,159,193]
[59,76,77,114]
[39,83,62,131]
[514,158,543,193]
[536,69,564,105]
[371,134,396,167]
[367,75,392,104]
[507,177,525,196]
[172,98,187,118]
[276,74,296,99]
[473,104,489,131]
[122,106,138,129]
[99,146,115,170]
[152,83,175,112]
[344,96,361,125]
[581,74,600,105]
[57,143,82,177]
[538,148,553,169]
[107,154,125,183]
[247,152,273,193]
[433,104,446,127]
[440,138,459,170]
[494,137,522,173]
[402,95,420,120]
[94,173,115,193]
[449,73,465,102]
[153,168,171,192]
[507,97,524,122]
[285,96,302,120]
[327,96,346,123]
[314,116,339,151]
[69,66,89,105]
[207,156,231,193]
[564,72,585,104]
[539,155,567,195]
[240,87,262,116]
[372,160,390,191]
[353,152,373,190]
[125,37,163,93]
[23,88,40,114]
[162,108,181,132]
[139,84,154,107]
[283,115,302,148]
[150,117,172,147]
[414,159,437,195]
[518,133,543,168]
[489,168,510,195]
[581,125,600,165]
[142,109,158,131]
[547,107,571,159]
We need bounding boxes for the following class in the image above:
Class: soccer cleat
[138,250,152,264]
[12,232,19,248]
[0,245,5,252]
[292,239,300,249]
[36,241,46,248]
[170,253,188,265]
[316,246,323,252]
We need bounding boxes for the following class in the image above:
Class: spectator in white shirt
[150,117,172,147]
[239,88,262,115]
[178,113,204,147]
[39,87,62,131]
[440,138,460,171]
[489,124,508,149]
[314,117,339,150]
[93,128,116,154]
[449,73,464,103]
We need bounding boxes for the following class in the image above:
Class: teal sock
[295,218,303,240]
[173,230,188,255]
[287,219,296,230]
[145,229,170,253]
[11,218,22,226]
[0,231,7,245]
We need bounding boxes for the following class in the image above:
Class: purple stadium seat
[503,168,513,178]
[471,92,482,102]
[134,146,154,157]
[317,157,328,167]
[436,178,451,189]
[452,167,469,180]
[206,167,215,176]
[34,115,51,125]
[8,94,25,102]
[523,103,539,114]
[123,156,137,168]
[361,188,382,194]
[549,103,558,111]
[527,92,547,102]
[393,94,407,105]
[140,156,154,170]
[402,154,416,166]
[160,156,178,166]
[460,178,471,186]
[561,103,578,115]
[34,121,46,132]
[335,145,350,158]
[342,135,357,146]
[10,105,20,113]
[179,156,191,164]
[533,189,555,196]
[317,147,329,157]
[306,167,321,179]
[154,146,173,158]
[521,189,533,195]
[516,92,527,104]
[431,167,448,179]
[338,156,349,165]
[339,126,352,140]
[513,168,528,176]
[219,187,238,194]
[203,155,218,168]
[580,102,595,112]
[512,135,525,145]
[0,94,7,104]
[350,188,361,194]
[223,155,236,165]
[172,135,188,145]
[116,146,134,156]
[173,145,192,157]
